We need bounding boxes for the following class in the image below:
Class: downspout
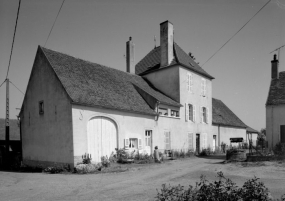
[271,105,274,148]
[155,101,160,121]
[218,124,220,148]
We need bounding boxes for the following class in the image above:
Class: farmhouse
[19,21,255,167]
[266,54,285,148]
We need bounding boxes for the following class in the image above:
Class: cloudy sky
[0,0,284,131]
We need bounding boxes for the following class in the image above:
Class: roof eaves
[212,122,247,129]
[71,102,158,117]
[178,63,215,80]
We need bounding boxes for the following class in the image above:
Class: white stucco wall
[21,48,74,167]
[179,67,213,151]
[266,105,285,149]
[72,105,157,164]
[212,125,247,147]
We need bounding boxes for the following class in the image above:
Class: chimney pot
[126,37,135,74]
[160,21,174,67]
[271,54,279,79]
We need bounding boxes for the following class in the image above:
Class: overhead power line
[201,0,272,67]
[0,79,6,88]
[6,0,22,79]
[44,0,66,47]
[9,80,24,95]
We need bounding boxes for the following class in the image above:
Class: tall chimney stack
[160,21,174,67]
[126,37,135,74]
[271,54,279,79]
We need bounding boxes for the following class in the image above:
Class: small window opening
[39,101,44,114]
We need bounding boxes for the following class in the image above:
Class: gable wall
[143,67,180,102]
[266,104,285,149]
[20,48,74,167]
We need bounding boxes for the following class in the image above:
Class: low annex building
[20,21,255,167]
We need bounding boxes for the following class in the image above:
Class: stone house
[19,21,255,167]
[266,54,285,149]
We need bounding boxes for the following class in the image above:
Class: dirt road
[0,156,284,201]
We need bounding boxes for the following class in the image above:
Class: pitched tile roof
[266,71,285,105]
[246,126,259,134]
[40,46,181,116]
[212,98,247,128]
[0,119,20,141]
[135,43,214,79]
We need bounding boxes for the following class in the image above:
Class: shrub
[273,142,285,156]
[74,163,101,174]
[43,164,71,174]
[221,142,226,153]
[155,171,276,201]
[101,155,111,168]
[199,149,208,156]
[82,153,92,164]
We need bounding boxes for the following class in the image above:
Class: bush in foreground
[155,171,285,201]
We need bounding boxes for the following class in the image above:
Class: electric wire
[0,79,7,88]
[9,80,24,95]
[201,0,272,67]
[44,0,66,47]
[6,0,21,79]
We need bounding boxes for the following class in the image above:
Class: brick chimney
[271,54,279,79]
[160,21,174,67]
[126,37,135,74]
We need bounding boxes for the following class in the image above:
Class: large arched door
[87,117,117,163]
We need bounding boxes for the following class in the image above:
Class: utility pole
[5,79,10,168]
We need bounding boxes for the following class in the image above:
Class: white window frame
[188,133,193,149]
[187,73,193,93]
[201,78,206,96]
[201,107,208,124]
[202,133,207,149]
[158,107,168,116]
[164,131,171,150]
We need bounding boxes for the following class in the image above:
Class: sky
[0,0,284,131]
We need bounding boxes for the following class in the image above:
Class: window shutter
[204,133,207,149]
[206,107,209,124]
[124,139,129,148]
[190,74,193,92]
[200,107,203,122]
[185,103,189,122]
[201,79,203,95]
[188,133,193,149]
[187,73,190,91]
[138,138,142,149]
[204,80,206,95]
[193,105,196,122]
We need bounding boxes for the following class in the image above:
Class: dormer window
[158,108,168,116]
[171,110,179,117]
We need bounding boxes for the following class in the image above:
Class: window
[145,130,152,146]
[281,125,285,143]
[200,107,209,123]
[202,133,207,149]
[187,73,193,92]
[124,138,142,149]
[39,101,44,114]
[171,110,179,117]
[201,78,206,96]
[158,108,168,116]
[164,131,171,150]
[188,133,193,149]
[188,104,196,122]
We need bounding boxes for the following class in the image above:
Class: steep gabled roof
[135,43,214,79]
[212,98,247,128]
[266,71,285,105]
[0,119,20,141]
[40,46,181,116]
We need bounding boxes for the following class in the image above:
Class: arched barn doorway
[87,117,117,163]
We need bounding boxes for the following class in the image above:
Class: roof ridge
[40,45,143,79]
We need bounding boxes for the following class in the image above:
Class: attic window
[39,101,44,115]
[171,110,179,117]
[158,108,168,116]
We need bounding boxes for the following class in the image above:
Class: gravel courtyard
[0,156,285,201]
